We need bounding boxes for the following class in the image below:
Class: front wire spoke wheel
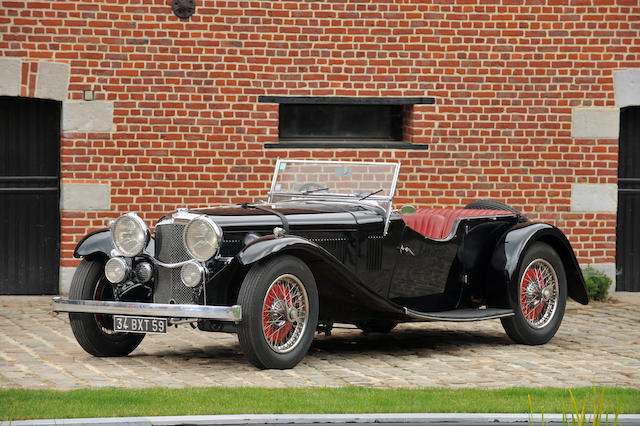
[237,255,319,369]
[519,258,559,329]
[92,274,120,335]
[262,274,309,354]
[68,259,145,357]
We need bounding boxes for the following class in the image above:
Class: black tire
[500,242,567,345]
[69,259,145,357]
[356,320,398,334]
[237,255,319,369]
[464,199,528,221]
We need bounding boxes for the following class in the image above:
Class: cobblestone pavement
[0,294,638,390]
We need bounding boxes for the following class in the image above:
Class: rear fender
[489,222,589,306]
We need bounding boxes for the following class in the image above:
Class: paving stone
[0,295,639,389]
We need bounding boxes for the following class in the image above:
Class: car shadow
[309,326,511,356]
[133,325,511,363]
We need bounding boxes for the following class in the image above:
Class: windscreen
[269,160,399,201]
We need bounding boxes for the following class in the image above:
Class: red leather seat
[400,208,514,240]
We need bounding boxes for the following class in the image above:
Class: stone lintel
[62,101,114,132]
[35,61,70,101]
[0,57,21,97]
[61,183,111,211]
[571,108,619,139]
[614,69,640,108]
[570,184,617,213]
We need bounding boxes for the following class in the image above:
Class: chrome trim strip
[384,161,402,236]
[52,297,242,321]
[150,256,232,269]
[277,159,399,167]
[268,157,282,203]
[151,258,193,269]
[269,191,391,201]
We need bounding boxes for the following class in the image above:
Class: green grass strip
[1,386,638,421]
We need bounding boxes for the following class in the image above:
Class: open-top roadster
[53,160,588,369]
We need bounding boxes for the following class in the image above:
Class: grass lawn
[1,386,638,421]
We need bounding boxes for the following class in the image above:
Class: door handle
[398,245,415,256]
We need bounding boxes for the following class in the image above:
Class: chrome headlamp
[110,212,150,257]
[183,216,222,262]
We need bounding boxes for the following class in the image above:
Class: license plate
[113,315,167,334]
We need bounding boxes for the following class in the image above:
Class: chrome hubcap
[287,307,299,322]
[520,258,559,329]
[262,274,309,354]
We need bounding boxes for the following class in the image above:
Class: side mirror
[399,205,416,217]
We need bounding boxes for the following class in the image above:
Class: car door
[388,226,464,312]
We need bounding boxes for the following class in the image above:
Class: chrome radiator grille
[154,223,195,305]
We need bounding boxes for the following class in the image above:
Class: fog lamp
[180,261,205,288]
[105,257,129,284]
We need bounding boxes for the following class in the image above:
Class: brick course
[1,0,639,270]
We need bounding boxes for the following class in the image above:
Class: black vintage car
[53,160,588,369]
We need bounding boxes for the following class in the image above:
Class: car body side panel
[457,220,519,308]
[489,222,589,305]
[353,216,405,298]
[390,216,519,312]
[234,235,407,322]
[389,226,462,311]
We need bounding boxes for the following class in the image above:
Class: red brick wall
[1,0,639,269]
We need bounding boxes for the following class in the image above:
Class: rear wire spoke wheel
[69,259,145,357]
[237,255,318,369]
[519,259,559,329]
[501,242,567,345]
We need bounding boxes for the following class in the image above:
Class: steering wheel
[298,182,328,193]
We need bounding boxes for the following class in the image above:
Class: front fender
[237,235,326,266]
[74,229,112,260]
[74,229,155,260]
[490,222,589,305]
[236,235,406,322]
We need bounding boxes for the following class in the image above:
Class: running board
[404,307,514,322]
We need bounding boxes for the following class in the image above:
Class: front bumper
[52,297,242,321]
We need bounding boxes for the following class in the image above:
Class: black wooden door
[616,106,640,292]
[0,96,61,294]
